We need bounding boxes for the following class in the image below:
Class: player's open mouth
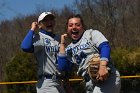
[71,31,79,35]
[71,30,80,39]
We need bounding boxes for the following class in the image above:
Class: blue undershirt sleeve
[98,42,111,62]
[21,30,34,53]
[57,54,72,71]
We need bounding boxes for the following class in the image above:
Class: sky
[0,0,75,21]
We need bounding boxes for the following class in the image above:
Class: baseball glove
[87,54,110,81]
[87,54,100,80]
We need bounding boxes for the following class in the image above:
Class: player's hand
[96,61,109,81]
[61,34,68,44]
[59,34,68,54]
[31,22,38,31]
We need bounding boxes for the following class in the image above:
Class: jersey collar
[40,29,55,38]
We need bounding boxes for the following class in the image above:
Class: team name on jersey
[44,38,59,52]
[45,45,59,52]
[67,42,90,56]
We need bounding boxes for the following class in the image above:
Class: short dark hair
[66,14,86,30]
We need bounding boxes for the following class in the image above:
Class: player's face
[67,18,84,40]
[40,15,55,32]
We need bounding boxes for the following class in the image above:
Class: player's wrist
[100,57,109,62]
[60,43,65,44]
[100,64,107,67]
[100,61,107,67]
[60,42,65,45]
[31,28,35,31]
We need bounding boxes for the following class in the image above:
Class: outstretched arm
[97,42,111,81]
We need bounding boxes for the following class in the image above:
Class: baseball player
[21,12,66,93]
[57,14,121,93]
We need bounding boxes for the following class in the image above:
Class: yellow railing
[120,75,140,79]
[0,75,140,85]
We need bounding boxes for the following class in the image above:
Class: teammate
[21,12,66,93]
[57,14,121,93]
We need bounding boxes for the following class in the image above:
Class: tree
[74,0,140,48]
[4,52,37,93]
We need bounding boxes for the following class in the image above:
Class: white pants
[36,77,66,93]
[85,70,121,93]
